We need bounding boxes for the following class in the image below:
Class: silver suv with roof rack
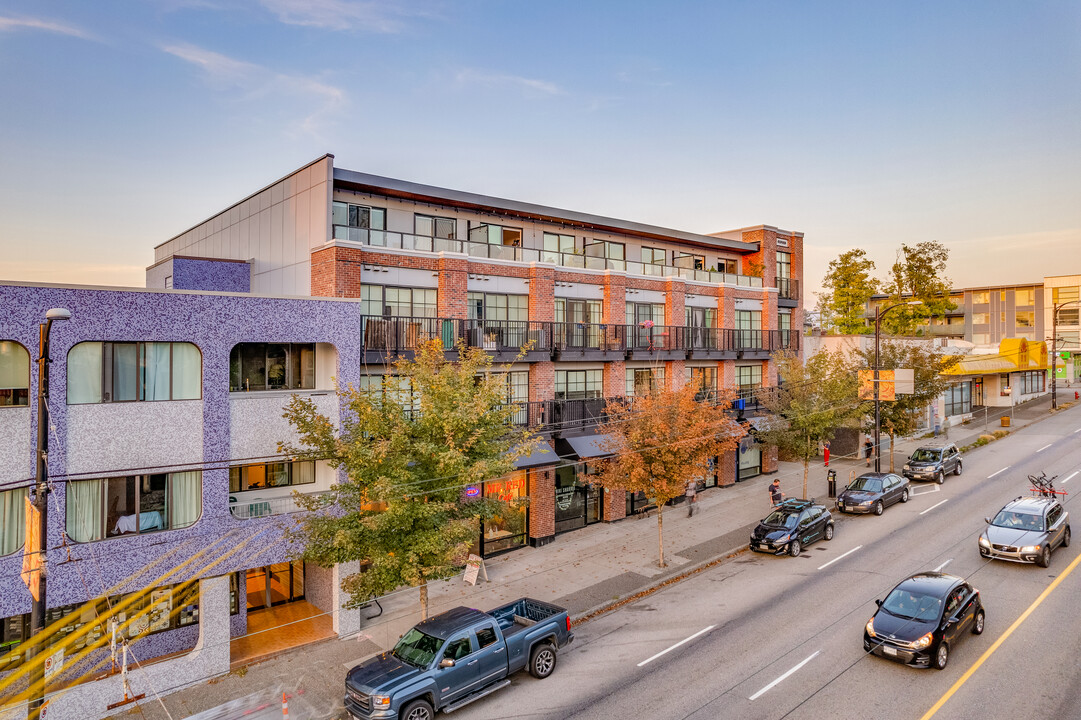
[978,495,1070,567]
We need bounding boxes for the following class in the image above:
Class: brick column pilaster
[602,488,625,522]
[437,255,468,319]
[603,273,627,398]
[720,451,737,487]
[528,464,556,546]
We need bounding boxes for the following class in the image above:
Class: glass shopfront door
[480,473,529,556]
[737,439,761,481]
[246,561,305,611]
[554,465,602,533]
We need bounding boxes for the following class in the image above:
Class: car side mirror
[439,658,455,668]
[874,599,881,607]
[984,517,991,524]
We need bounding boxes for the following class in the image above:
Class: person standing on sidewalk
[686,479,698,517]
[769,478,784,507]
[823,440,830,467]
[864,437,874,467]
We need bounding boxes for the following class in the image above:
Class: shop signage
[464,486,480,498]
[463,554,488,586]
[555,485,575,511]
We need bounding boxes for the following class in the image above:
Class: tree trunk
[419,579,429,620]
[802,459,809,498]
[889,434,896,473]
[656,503,666,568]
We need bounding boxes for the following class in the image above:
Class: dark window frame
[229,460,317,493]
[0,340,30,408]
[66,341,203,405]
[229,343,316,393]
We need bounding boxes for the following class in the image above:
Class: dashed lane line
[1062,471,1078,485]
[988,467,1010,479]
[933,558,952,572]
[749,651,820,701]
[818,545,862,571]
[637,625,716,667]
[1037,443,1053,453]
[920,499,949,516]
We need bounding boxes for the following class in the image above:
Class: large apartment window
[1015,288,1035,306]
[971,313,990,325]
[467,293,528,322]
[555,299,602,324]
[1,489,27,556]
[230,460,315,493]
[626,367,665,396]
[972,291,990,304]
[1017,370,1045,395]
[469,224,522,247]
[67,342,201,405]
[586,240,625,263]
[332,201,386,231]
[543,232,578,256]
[776,251,792,280]
[736,364,762,399]
[674,252,705,270]
[415,214,456,240]
[1054,287,1080,325]
[642,247,666,265]
[229,343,314,392]
[943,382,972,416]
[685,307,716,328]
[717,258,738,274]
[555,370,603,400]
[1015,311,1035,328]
[778,309,793,347]
[626,302,665,326]
[735,309,763,348]
[688,367,718,397]
[66,472,202,542]
[358,374,420,416]
[361,285,437,318]
[0,341,29,407]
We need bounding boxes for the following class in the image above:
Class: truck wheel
[401,699,434,720]
[529,643,557,679]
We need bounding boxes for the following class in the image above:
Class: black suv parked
[903,443,962,484]
[750,499,834,557]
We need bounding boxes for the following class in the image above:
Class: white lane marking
[1037,443,1053,453]
[1063,471,1079,485]
[910,485,941,496]
[920,499,950,516]
[988,467,1010,479]
[818,545,863,571]
[637,625,716,667]
[934,558,952,572]
[749,651,821,701]
[1074,427,1081,434]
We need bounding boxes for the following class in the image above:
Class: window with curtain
[555,370,602,399]
[415,214,456,240]
[689,367,718,397]
[229,343,315,392]
[776,251,792,280]
[229,461,316,493]
[332,201,386,230]
[641,247,666,265]
[626,367,665,396]
[1,489,27,556]
[66,342,201,404]
[467,293,528,322]
[0,341,30,407]
[469,224,522,247]
[66,472,202,542]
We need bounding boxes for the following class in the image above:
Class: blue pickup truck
[344,598,574,720]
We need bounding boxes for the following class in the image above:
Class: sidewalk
[128,393,1076,720]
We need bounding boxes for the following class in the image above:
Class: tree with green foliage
[818,249,879,335]
[882,241,955,335]
[754,350,861,497]
[594,384,742,568]
[279,340,538,619]
[856,340,960,471]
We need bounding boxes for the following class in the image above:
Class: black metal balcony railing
[624,324,685,352]
[361,317,551,355]
[551,322,626,354]
[776,277,799,301]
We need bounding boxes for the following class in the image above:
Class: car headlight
[859,500,873,506]
[913,632,934,650]
[1021,545,1041,553]
[777,534,790,543]
[903,464,911,471]
[979,536,990,548]
[372,696,391,710]
[865,617,876,637]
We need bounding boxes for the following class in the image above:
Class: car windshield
[991,510,1044,531]
[763,510,799,529]
[848,476,883,493]
[881,587,943,622]
[392,628,443,668]
[911,449,941,462]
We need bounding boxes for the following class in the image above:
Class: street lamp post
[873,301,921,473]
[1050,299,1081,410]
[28,308,70,720]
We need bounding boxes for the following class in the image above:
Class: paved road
[452,409,1081,720]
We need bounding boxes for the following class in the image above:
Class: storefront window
[480,473,528,555]
[738,437,761,480]
[554,464,602,533]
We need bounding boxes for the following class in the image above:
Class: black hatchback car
[750,498,834,556]
[903,443,963,484]
[864,572,984,670]
[836,472,910,515]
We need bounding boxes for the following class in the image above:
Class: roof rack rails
[779,498,816,509]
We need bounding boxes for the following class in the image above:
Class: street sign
[858,370,895,401]
[21,497,41,600]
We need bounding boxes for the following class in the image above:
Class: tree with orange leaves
[595,383,744,568]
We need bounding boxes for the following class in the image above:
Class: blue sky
[1,1,1079,305]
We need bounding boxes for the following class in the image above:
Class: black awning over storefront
[511,442,558,469]
[555,433,617,460]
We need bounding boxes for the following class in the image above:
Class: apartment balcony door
[246,561,305,611]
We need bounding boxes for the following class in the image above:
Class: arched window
[0,341,30,407]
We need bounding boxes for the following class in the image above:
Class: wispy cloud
[454,69,563,97]
[257,0,430,32]
[0,15,93,39]
[162,42,344,137]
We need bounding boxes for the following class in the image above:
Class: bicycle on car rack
[1028,472,1067,498]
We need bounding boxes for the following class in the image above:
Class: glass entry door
[246,561,305,611]
[554,465,603,533]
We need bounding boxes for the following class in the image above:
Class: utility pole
[28,308,70,720]
[1050,300,1081,411]
[873,300,920,473]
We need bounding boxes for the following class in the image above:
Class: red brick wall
[529,464,555,541]
[310,247,337,297]
[529,265,555,322]
[530,362,554,402]
[603,488,626,522]
[719,451,737,487]
[762,445,779,474]
[437,256,468,319]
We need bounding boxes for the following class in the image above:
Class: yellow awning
[943,339,1049,376]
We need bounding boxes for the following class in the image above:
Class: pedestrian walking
[685,479,698,517]
[769,478,784,507]
[823,440,830,468]
[864,437,874,467]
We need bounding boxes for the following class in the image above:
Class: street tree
[819,249,879,334]
[882,241,955,335]
[856,340,960,471]
[280,339,537,619]
[754,350,861,497]
[595,383,742,568]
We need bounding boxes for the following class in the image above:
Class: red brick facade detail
[718,452,737,487]
[528,265,555,322]
[762,445,779,474]
[603,488,626,522]
[437,256,468,319]
[529,362,555,402]
[528,464,555,540]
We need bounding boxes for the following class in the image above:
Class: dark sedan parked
[836,472,910,515]
[750,498,834,557]
[864,572,985,670]
[903,443,962,484]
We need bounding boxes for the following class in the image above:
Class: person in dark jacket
[769,479,784,507]
[864,437,874,467]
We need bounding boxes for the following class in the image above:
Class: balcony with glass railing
[332,226,764,287]
[229,490,328,519]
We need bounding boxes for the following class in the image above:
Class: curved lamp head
[45,308,72,322]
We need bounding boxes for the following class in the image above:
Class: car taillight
[566,616,572,632]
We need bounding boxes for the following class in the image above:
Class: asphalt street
[452,408,1081,720]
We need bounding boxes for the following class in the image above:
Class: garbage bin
[1000,416,1011,427]
[827,469,837,498]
